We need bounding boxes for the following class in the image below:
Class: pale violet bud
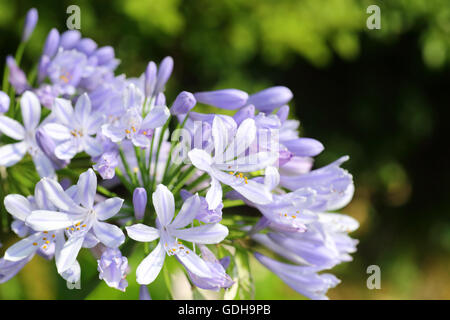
[43,28,60,57]
[37,55,50,83]
[35,128,69,169]
[194,89,248,110]
[139,285,152,300]
[75,38,98,55]
[133,188,147,220]
[277,105,290,123]
[6,56,29,94]
[170,91,196,115]
[154,92,166,107]
[247,86,293,112]
[0,91,10,113]
[233,104,255,125]
[97,248,129,292]
[93,46,115,65]
[22,8,38,42]
[144,61,157,97]
[59,30,81,49]
[283,137,324,157]
[154,56,173,95]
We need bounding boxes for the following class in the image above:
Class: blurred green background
[0,0,449,299]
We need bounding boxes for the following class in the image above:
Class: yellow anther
[76,228,80,231]
[43,231,48,234]
[133,167,139,173]
[229,172,234,175]
[60,75,69,83]
[45,241,50,244]
[82,224,86,228]
[33,242,38,246]
[52,234,56,238]
[291,215,296,219]
[71,228,75,231]
[296,211,300,213]
[125,129,131,134]
[43,245,47,249]
[143,131,147,135]
[171,249,176,252]
[131,126,136,132]
[180,247,184,250]
[186,251,190,254]
[75,223,80,226]
[244,181,248,184]
[42,238,47,241]
[177,241,182,244]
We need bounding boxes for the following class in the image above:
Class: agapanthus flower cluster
[0,9,358,300]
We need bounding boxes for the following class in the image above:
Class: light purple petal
[52,98,74,127]
[26,210,83,231]
[141,105,170,129]
[0,142,27,166]
[170,194,201,229]
[0,115,25,140]
[92,221,125,248]
[74,93,91,127]
[20,91,41,130]
[4,233,41,262]
[40,177,84,213]
[4,194,31,221]
[126,224,160,242]
[188,149,213,172]
[152,184,175,226]
[205,177,222,210]
[171,224,228,244]
[56,235,84,273]
[94,197,124,221]
[136,241,166,285]
[76,169,97,209]
[54,139,77,160]
[43,123,72,141]
[176,250,211,278]
[83,136,103,157]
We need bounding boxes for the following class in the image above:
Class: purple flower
[254,252,340,300]
[102,102,169,148]
[43,94,103,160]
[97,248,129,292]
[170,91,196,115]
[194,89,248,110]
[22,8,38,42]
[0,91,55,178]
[45,49,88,95]
[280,156,354,211]
[26,169,126,273]
[182,245,233,291]
[133,188,147,220]
[93,151,119,180]
[188,116,276,209]
[126,185,228,285]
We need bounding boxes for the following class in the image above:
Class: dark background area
[0,0,449,299]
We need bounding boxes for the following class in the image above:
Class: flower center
[32,231,57,251]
